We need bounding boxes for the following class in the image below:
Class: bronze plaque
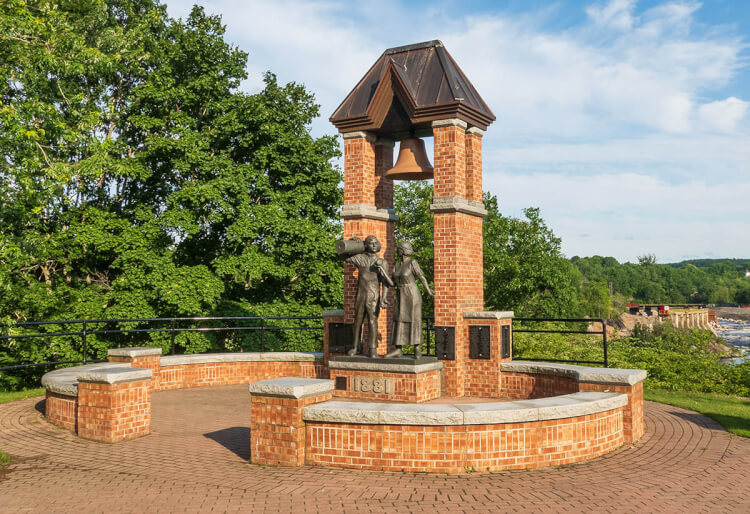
[328,323,353,354]
[469,325,491,359]
[501,325,511,359]
[335,376,348,390]
[434,326,455,360]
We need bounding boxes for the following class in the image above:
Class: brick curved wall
[45,392,77,432]
[305,408,624,472]
[158,361,326,391]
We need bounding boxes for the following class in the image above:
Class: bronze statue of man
[338,235,393,358]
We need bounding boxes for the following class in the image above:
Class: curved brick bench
[299,391,628,472]
[248,361,646,473]
[42,348,326,442]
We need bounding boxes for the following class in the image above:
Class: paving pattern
[1,385,749,513]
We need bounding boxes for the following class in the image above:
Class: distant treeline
[571,256,750,306]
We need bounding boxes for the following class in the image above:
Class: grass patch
[645,387,750,438]
[0,388,45,405]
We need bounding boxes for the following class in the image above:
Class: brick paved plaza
[1,385,749,513]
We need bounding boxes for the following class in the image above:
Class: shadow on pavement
[203,426,250,460]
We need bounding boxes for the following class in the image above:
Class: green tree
[0,1,342,376]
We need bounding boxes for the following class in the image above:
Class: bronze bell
[385,137,434,181]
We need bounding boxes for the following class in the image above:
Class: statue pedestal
[329,356,443,403]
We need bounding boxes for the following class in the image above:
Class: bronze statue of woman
[385,241,434,359]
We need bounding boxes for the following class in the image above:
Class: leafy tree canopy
[0,0,342,329]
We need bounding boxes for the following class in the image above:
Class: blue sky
[165,0,749,264]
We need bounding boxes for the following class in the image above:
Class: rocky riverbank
[715,306,750,323]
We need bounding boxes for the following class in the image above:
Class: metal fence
[1,315,608,372]
[0,316,323,371]
[512,317,608,367]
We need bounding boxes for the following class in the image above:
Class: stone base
[328,358,443,403]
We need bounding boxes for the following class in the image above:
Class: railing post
[602,319,608,368]
[260,317,265,352]
[82,321,88,364]
[170,318,176,355]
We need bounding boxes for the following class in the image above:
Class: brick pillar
[76,367,152,443]
[579,381,644,444]
[109,347,162,391]
[430,119,487,397]
[249,378,333,466]
[341,131,395,356]
[465,127,484,203]
[464,311,513,398]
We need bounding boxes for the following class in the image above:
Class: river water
[717,319,750,364]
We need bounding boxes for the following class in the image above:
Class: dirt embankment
[714,307,750,322]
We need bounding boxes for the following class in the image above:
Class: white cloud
[698,97,749,133]
[485,171,750,262]
[162,0,749,261]
[586,0,638,31]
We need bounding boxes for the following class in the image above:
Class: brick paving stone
[0,385,749,512]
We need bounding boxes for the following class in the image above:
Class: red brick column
[463,311,513,398]
[465,128,484,203]
[579,381,644,444]
[76,367,152,443]
[431,119,487,396]
[341,131,395,355]
[108,347,162,391]
[249,378,333,466]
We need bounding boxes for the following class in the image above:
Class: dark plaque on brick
[328,322,353,354]
[501,324,511,359]
[335,376,348,391]
[469,325,491,359]
[434,326,455,360]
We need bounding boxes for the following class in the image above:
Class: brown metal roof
[330,40,495,135]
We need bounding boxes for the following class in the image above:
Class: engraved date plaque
[352,376,394,395]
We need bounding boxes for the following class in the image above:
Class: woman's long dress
[392,258,424,347]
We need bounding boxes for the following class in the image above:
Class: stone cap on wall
[160,352,324,367]
[249,377,334,399]
[108,347,163,358]
[322,310,345,318]
[328,359,443,374]
[463,311,514,320]
[303,391,627,425]
[503,361,647,386]
[42,363,133,396]
[77,366,152,385]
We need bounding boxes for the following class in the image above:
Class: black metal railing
[1,315,609,372]
[0,316,323,371]
[512,317,608,367]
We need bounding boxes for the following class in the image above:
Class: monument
[324,39,511,400]
[40,40,646,474]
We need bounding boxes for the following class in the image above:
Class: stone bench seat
[502,361,647,385]
[41,362,132,397]
[160,351,323,367]
[302,391,627,425]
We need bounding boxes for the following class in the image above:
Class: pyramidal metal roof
[330,40,495,135]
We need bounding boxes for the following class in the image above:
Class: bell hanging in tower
[385,137,434,181]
